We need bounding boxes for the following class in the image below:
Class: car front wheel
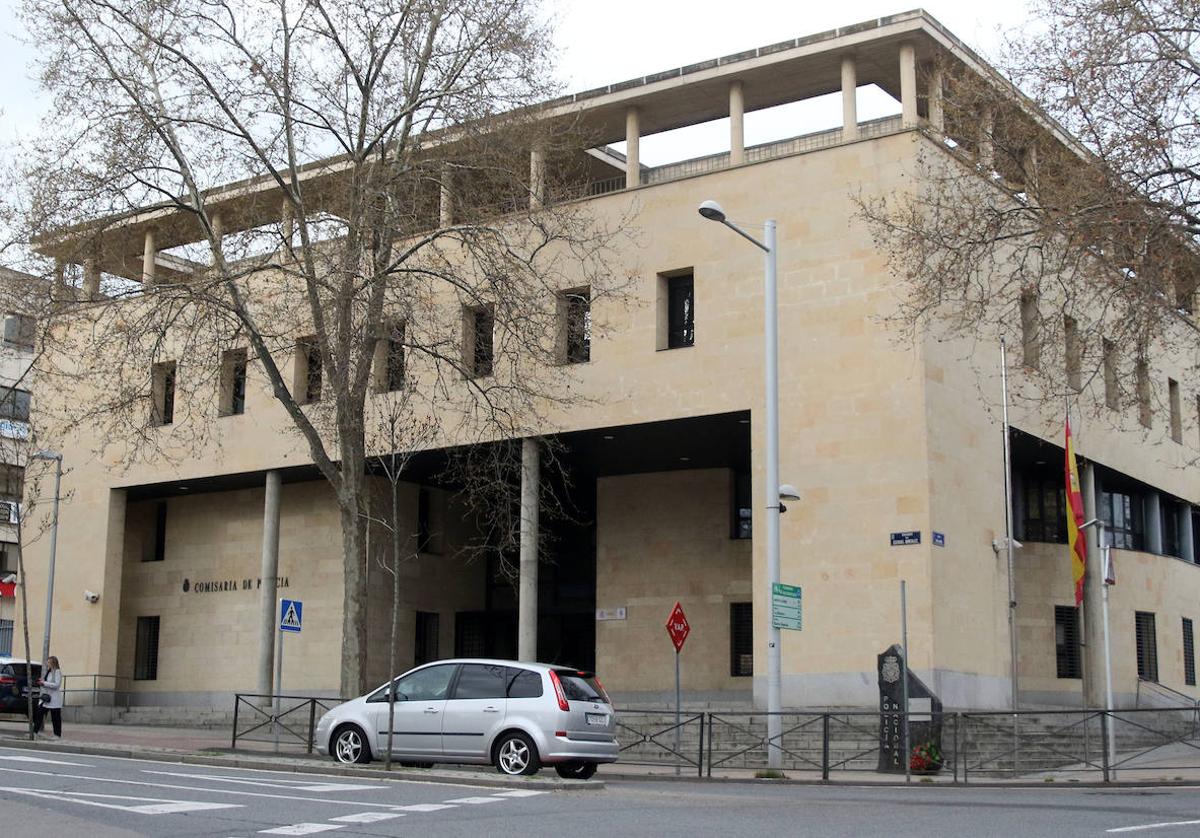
[332,725,371,765]
[554,761,598,780]
[494,731,540,776]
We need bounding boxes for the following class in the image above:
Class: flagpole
[1001,338,1019,711]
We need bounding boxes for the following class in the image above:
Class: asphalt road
[3,745,1200,836]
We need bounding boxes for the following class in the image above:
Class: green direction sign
[771,582,802,631]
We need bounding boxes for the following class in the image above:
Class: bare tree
[14,0,631,695]
[857,0,1200,410]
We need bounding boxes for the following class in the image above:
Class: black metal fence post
[962,714,969,784]
[706,714,713,778]
[952,712,960,783]
[697,712,705,777]
[231,694,240,750]
[1100,710,1111,783]
[307,699,317,754]
[821,713,830,781]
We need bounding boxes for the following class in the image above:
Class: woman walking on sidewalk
[34,656,63,740]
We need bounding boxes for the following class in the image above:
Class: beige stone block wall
[117,480,344,701]
[362,479,485,687]
[596,468,751,698]
[1018,542,1200,706]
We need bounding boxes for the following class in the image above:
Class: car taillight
[0,676,12,686]
[548,670,569,711]
[593,675,611,705]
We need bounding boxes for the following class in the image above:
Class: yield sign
[665,601,690,652]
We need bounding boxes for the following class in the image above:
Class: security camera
[0,573,15,584]
[83,590,100,603]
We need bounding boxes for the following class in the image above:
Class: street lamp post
[698,200,785,770]
[30,450,62,664]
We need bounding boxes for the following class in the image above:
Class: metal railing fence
[231,693,348,753]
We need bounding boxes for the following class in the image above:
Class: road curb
[0,736,604,791]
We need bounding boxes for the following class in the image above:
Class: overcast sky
[0,0,1032,160]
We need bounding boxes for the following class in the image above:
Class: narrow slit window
[1054,605,1081,679]
[219,349,247,417]
[1064,316,1081,391]
[1103,339,1119,410]
[415,611,440,666]
[561,288,591,364]
[465,306,494,378]
[668,274,695,349]
[1020,290,1040,368]
[374,321,405,392]
[1136,361,1152,429]
[1136,611,1158,682]
[1169,379,1182,443]
[1184,617,1196,687]
[295,337,321,403]
[151,361,176,426]
[730,602,753,677]
[134,616,161,681]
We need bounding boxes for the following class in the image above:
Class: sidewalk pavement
[3,719,1200,787]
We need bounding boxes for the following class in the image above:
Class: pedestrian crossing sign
[279,599,303,633]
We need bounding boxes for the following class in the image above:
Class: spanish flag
[1065,419,1088,606]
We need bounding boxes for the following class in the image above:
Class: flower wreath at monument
[910,740,943,773]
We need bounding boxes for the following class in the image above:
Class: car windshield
[553,670,607,703]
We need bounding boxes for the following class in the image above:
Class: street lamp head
[779,484,800,501]
[31,450,62,462]
[697,200,726,222]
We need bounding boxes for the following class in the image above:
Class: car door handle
[483,706,500,713]
[424,707,440,714]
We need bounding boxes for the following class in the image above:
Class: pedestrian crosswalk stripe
[259,824,344,835]
[443,796,504,804]
[395,803,456,812]
[328,813,404,823]
[494,789,546,797]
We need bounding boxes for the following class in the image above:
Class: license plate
[586,713,607,726]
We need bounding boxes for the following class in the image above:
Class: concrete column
[625,106,641,190]
[83,257,101,299]
[1081,462,1105,707]
[1146,492,1163,554]
[280,197,295,253]
[529,145,546,210]
[841,56,858,141]
[979,105,995,171]
[729,81,745,164]
[517,438,540,662]
[52,259,67,302]
[142,228,157,286]
[95,489,128,706]
[1180,505,1195,563]
[928,65,945,132]
[257,471,282,698]
[439,165,454,226]
[899,42,918,128]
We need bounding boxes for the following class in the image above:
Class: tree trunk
[336,468,369,699]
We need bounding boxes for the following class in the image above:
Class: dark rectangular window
[1020,471,1067,544]
[1136,611,1158,682]
[384,323,405,391]
[151,362,175,426]
[0,388,31,422]
[134,616,160,680]
[414,611,439,666]
[563,289,591,364]
[0,543,14,575]
[730,602,753,677]
[149,501,167,562]
[455,612,487,658]
[667,274,695,349]
[301,339,322,403]
[1169,379,1182,443]
[468,306,494,377]
[1184,617,1196,687]
[1101,488,1144,550]
[219,349,247,416]
[1054,605,1082,679]
[417,487,431,554]
[0,618,12,656]
[3,313,34,350]
[1163,500,1183,559]
[452,662,508,699]
[506,667,543,698]
[731,471,752,540]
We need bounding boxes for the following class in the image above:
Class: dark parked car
[0,658,42,716]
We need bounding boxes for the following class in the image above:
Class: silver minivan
[315,659,618,778]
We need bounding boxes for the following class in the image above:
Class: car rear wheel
[554,761,598,780]
[494,731,540,776]
[332,725,371,764]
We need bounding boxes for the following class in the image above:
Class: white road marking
[1108,820,1200,833]
[144,770,382,792]
[494,789,546,797]
[0,785,242,815]
[443,795,504,804]
[0,755,91,766]
[395,803,457,812]
[0,765,428,810]
[328,813,404,823]
[259,824,346,835]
